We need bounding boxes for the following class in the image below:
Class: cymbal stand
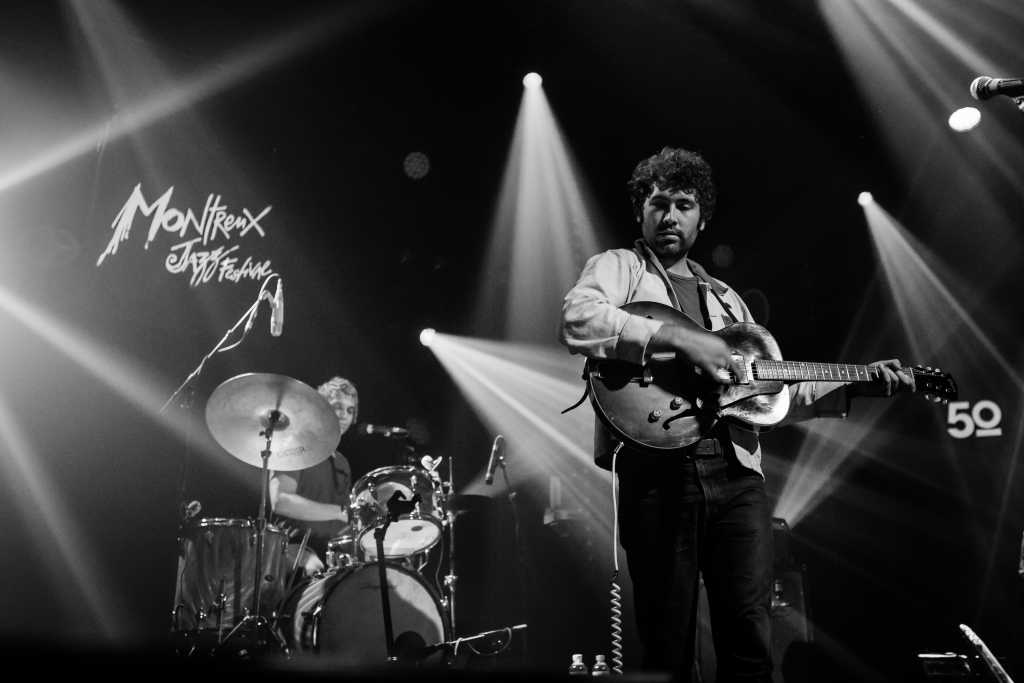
[374,491,422,662]
[215,409,290,656]
[442,456,458,634]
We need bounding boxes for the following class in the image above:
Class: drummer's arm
[269,471,349,523]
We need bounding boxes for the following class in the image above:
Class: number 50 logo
[947,400,1003,439]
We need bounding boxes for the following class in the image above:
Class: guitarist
[558,147,914,682]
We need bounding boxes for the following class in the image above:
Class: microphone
[970,76,1024,101]
[356,423,410,438]
[484,434,504,486]
[270,277,284,337]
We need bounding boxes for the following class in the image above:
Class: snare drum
[350,466,442,559]
[278,562,448,664]
[172,518,288,633]
[325,531,359,569]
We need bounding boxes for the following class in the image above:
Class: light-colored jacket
[559,240,849,476]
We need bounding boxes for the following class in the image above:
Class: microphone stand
[159,275,277,644]
[170,383,196,634]
[375,491,422,662]
[158,274,277,415]
[497,454,529,661]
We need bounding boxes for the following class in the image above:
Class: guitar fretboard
[752,359,877,382]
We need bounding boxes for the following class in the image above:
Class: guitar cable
[609,441,625,675]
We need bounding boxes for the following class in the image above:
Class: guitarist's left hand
[851,359,916,397]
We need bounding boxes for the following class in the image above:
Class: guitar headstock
[910,365,958,404]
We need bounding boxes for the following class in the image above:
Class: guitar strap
[695,274,738,326]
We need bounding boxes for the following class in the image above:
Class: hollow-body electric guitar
[586,301,958,451]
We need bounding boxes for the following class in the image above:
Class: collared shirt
[559,240,849,476]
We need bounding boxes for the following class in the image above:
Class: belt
[680,437,726,460]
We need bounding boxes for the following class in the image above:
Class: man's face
[329,394,358,436]
[640,185,704,264]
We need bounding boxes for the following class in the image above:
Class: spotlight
[419,328,436,347]
[522,72,543,89]
[858,191,874,207]
[947,107,981,133]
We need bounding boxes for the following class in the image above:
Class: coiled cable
[609,442,624,674]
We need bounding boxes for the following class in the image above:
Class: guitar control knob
[648,410,663,422]
[670,397,684,410]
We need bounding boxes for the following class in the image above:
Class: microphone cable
[609,441,625,675]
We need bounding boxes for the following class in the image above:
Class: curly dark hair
[627,147,716,223]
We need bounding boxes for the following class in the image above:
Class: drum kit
[170,373,513,664]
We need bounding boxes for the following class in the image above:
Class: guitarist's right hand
[649,324,732,383]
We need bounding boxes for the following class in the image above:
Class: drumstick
[283,528,313,600]
[289,527,313,588]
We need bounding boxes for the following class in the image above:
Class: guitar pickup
[731,354,752,385]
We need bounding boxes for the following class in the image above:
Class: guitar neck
[752,359,878,383]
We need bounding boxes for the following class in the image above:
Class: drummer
[269,375,357,576]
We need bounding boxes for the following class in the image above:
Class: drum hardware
[374,489,423,662]
[214,581,226,635]
[440,455,458,634]
[199,373,341,657]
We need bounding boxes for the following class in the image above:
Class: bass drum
[280,562,448,665]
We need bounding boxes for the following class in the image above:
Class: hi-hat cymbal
[205,373,340,471]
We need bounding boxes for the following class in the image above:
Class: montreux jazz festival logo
[96,184,275,286]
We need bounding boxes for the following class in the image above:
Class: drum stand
[374,491,422,662]
[441,457,458,634]
[215,410,290,657]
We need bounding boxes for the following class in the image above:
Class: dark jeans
[618,453,773,682]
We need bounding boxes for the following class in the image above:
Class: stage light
[419,328,436,347]
[522,72,543,89]
[857,191,874,206]
[476,69,607,342]
[948,107,981,132]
